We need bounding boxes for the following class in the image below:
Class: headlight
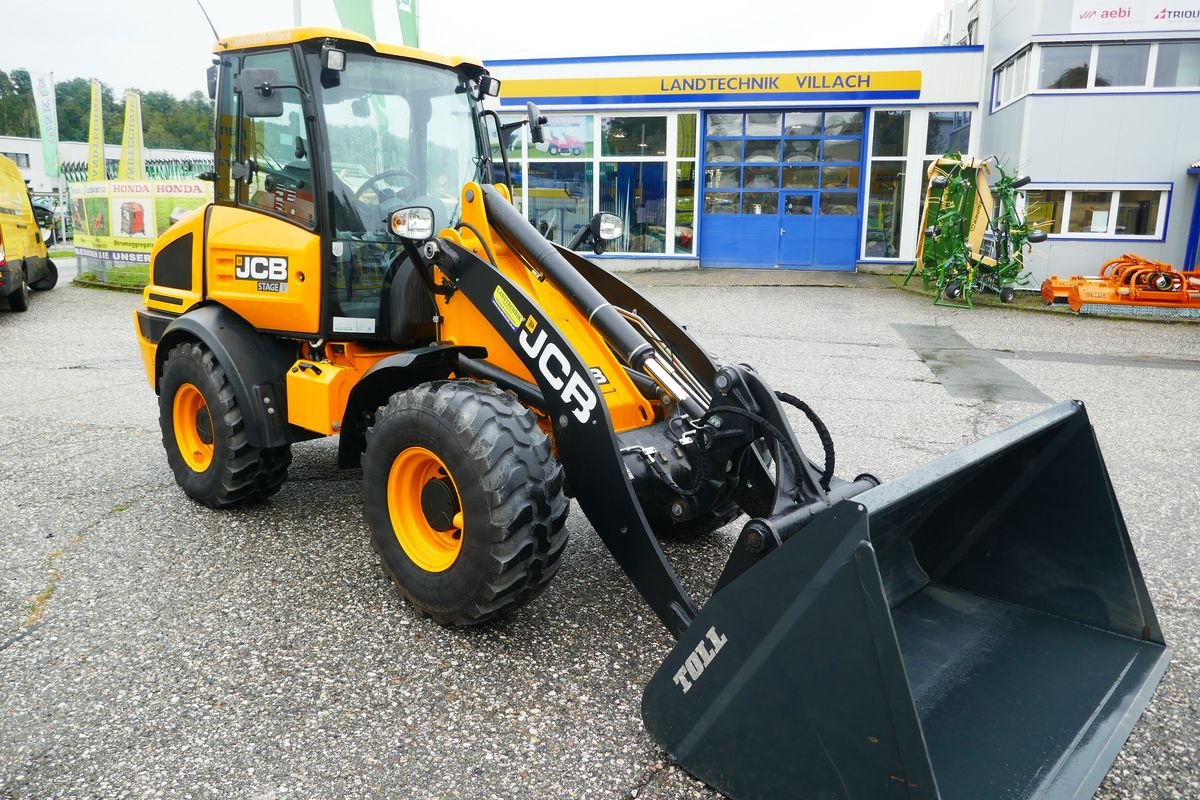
[390,207,435,240]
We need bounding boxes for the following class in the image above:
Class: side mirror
[1011,175,1033,189]
[526,101,547,145]
[1026,228,1048,243]
[477,75,501,99]
[206,64,218,101]
[239,68,284,118]
[390,207,435,240]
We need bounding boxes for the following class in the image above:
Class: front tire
[363,380,569,626]
[159,342,292,508]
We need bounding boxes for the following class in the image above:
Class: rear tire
[159,342,292,508]
[999,286,1016,304]
[944,281,963,300]
[8,267,29,311]
[363,380,569,626]
[30,261,57,291]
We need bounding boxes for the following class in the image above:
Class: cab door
[205,47,323,335]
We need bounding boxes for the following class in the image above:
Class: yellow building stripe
[503,70,922,99]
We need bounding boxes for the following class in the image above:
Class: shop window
[1026,187,1167,238]
[1040,45,1091,89]
[1067,191,1114,233]
[784,112,822,137]
[823,139,860,163]
[742,192,777,215]
[601,116,666,157]
[677,114,698,158]
[1116,190,1161,236]
[743,166,778,189]
[704,192,739,214]
[1025,189,1066,236]
[675,161,695,254]
[782,166,819,188]
[784,140,818,163]
[824,111,862,135]
[705,140,743,163]
[746,113,781,136]
[706,114,742,137]
[705,166,741,189]
[2,151,30,168]
[993,47,1030,109]
[600,161,666,252]
[531,115,593,159]
[1095,44,1150,87]
[528,162,592,246]
[871,110,909,157]
[1155,42,1200,87]
[821,166,860,190]
[820,192,858,215]
[865,162,904,258]
[745,140,781,163]
[926,111,972,155]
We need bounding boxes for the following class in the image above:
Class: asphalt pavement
[1,276,1198,799]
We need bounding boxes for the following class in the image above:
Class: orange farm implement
[1042,254,1200,318]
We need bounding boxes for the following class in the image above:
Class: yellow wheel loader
[135,28,1170,799]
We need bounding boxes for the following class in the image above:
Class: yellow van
[0,154,57,311]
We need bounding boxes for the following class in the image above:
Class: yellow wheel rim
[387,446,464,573]
[173,383,214,472]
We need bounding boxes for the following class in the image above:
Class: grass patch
[74,267,148,291]
[48,247,75,259]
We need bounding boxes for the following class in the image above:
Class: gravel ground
[1,278,1197,799]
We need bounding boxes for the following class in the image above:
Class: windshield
[319,52,484,240]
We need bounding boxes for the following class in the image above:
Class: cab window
[236,50,315,229]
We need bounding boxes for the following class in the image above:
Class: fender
[336,344,487,468]
[155,304,304,448]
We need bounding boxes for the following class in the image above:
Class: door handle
[780,227,785,236]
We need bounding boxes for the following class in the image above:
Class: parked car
[0,156,58,311]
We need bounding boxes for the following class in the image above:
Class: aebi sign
[1072,0,1200,30]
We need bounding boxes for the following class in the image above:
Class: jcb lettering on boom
[518,327,598,424]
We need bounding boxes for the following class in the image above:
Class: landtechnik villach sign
[500,70,923,106]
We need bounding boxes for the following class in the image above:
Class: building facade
[489,2,1200,281]
[488,47,983,272]
[971,0,1200,279]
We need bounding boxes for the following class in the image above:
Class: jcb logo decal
[235,255,288,282]
[672,626,728,694]
[518,327,598,424]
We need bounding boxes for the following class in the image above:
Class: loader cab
[209,31,489,344]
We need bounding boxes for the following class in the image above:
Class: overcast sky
[3,0,946,98]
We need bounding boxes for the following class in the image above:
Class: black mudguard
[155,304,303,448]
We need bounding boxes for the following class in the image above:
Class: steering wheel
[354,168,418,204]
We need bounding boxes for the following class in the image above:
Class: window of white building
[1024,186,1168,239]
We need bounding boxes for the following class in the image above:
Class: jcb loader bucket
[643,401,1169,800]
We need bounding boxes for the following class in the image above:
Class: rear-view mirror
[239,68,284,118]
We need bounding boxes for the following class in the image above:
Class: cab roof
[214,27,484,72]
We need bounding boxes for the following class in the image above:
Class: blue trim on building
[1184,182,1200,270]
[486,45,983,68]
[1028,89,1200,98]
[501,90,922,107]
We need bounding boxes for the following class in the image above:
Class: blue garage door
[699,110,864,270]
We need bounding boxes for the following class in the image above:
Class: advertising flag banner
[118,90,146,181]
[86,80,105,182]
[30,72,60,178]
[333,0,376,37]
[395,0,419,47]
